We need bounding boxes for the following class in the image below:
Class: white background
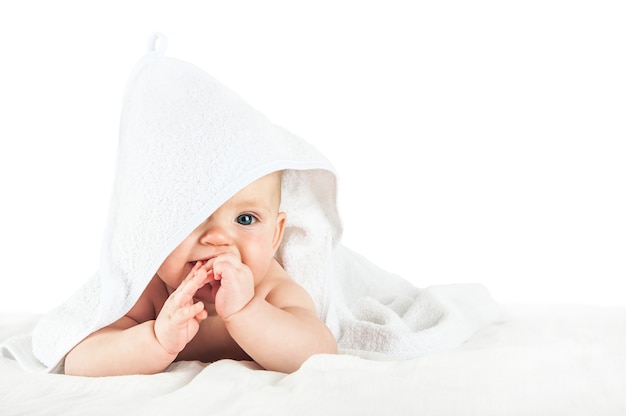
[1,1,624,314]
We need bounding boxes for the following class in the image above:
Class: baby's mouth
[187,257,212,269]
[196,255,218,264]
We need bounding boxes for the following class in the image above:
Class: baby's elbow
[64,343,99,377]
[326,340,338,355]
[301,332,338,364]
[290,338,337,373]
[317,332,338,356]
[320,325,338,355]
[63,349,83,376]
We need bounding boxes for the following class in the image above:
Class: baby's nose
[200,225,232,246]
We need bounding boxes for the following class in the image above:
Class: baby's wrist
[220,295,259,324]
[150,320,182,358]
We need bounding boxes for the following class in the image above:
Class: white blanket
[2,305,625,415]
[1,34,499,372]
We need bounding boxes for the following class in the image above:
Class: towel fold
[0,34,500,372]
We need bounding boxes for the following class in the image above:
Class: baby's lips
[198,250,236,265]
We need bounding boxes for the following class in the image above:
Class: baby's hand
[154,262,209,355]
[206,252,255,320]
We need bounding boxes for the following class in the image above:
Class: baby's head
[157,171,286,294]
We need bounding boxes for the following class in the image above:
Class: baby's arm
[210,255,337,373]
[225,285,337,373]
[64,262,210,376]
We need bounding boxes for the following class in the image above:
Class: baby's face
[157,172,285,295]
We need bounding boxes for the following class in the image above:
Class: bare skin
[64,172,337,376]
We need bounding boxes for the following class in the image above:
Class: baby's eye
[236,214,257,225]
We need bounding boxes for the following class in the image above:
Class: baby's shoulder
[126,275,169,323]
[262,260,316,311]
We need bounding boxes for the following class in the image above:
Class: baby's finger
[168,268,208,306]
[173,261,204,293]
[182,261,204,282]
[204,251,240,273]
[212,254,244,281]
[194,303,209,321]
[172,299,206,324]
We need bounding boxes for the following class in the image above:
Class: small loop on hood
[147,32,168,55]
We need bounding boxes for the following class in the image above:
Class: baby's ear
[272,212,287,252]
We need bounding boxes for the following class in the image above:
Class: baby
[64,171,338,376]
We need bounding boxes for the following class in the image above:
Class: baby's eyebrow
[230,199,273,213]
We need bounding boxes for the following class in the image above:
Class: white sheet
[2,304,625,415]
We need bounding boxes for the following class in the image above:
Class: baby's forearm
[223,298,337,373]
[64,320,176,376]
